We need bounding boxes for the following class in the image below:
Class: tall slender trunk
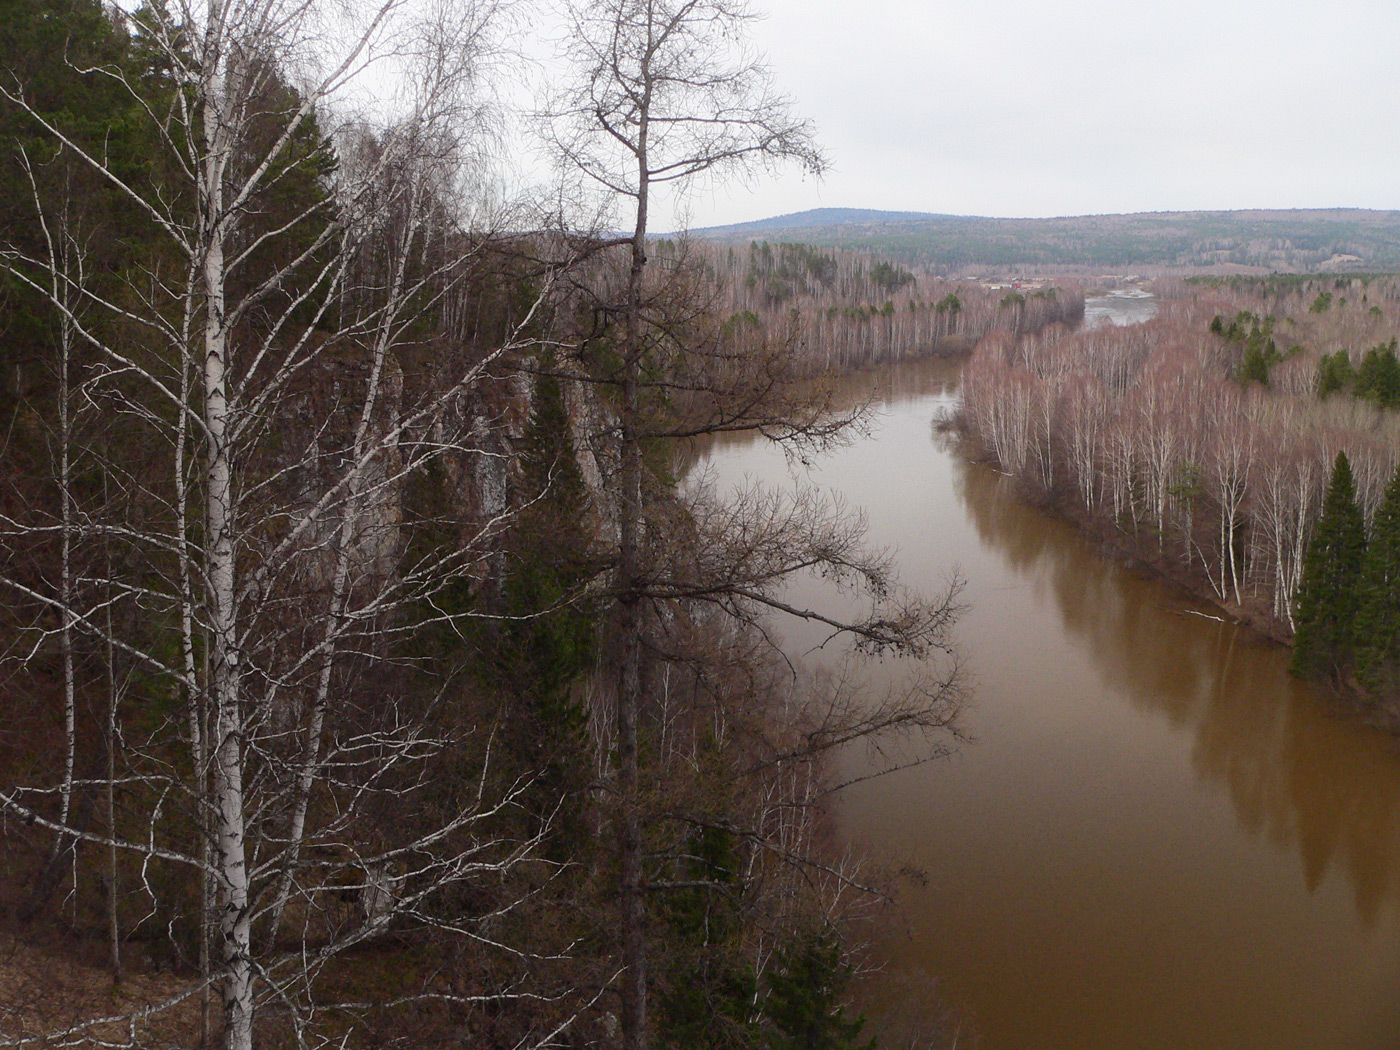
[57,299,77,896]
[94,464,122,983]
[174,301,211,1040]
[207,227,254,1050]
[265,187,420,947]
[23,193,80,924]
[202,9,253,1045]
[104,618,121,985]
[617,97,651,1050]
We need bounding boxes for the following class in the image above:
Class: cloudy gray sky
[667,0,1400,228]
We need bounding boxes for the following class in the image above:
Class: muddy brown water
[693,355,1400,1050]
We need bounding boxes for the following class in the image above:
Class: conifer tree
[492,366,599,854]
[1316,350,1355,398]
[1291,451,1368,681]
[501,365,597,708]
[1355,341,1400,408]
[1356,464,1400,699]
[762,931,874,1050]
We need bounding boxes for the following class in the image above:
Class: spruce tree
[1291,452,1368,682]
[504,366,597,708]
[1355,341,1400,408]
[496,366,599,856]
[1316,350,1355,398]
[1356,464,1400,700]
[657,828,761,1050]
[762,932,874,1050]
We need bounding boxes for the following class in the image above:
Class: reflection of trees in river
[683,360,961,480]
[952,452,1400,928]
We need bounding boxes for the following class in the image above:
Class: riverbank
[945,416,1400,733]
[701,355,1400,1050]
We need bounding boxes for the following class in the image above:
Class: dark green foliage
[869,260,913,292]
[1356,466,1400,700]
[657,827,760,1049]
[1353,340,1400,408]
[762,931,874,1050]
[661,957,760,1050]
[1311,341,1400,408]
[492,367,599,850]
[394,365,600,859]
[0,0,139,191]
[1212,311,1282,386]
[724,310,763,341]
[1316,350,1354,397]
[0,0,144,406]
[501,369,597,697]
[934,293,961,316]
[1235,329,1281,386]
[1292,452,1368,682]
[223,74,337,315]
[744,241,839,303]
[655,833,881,1050]
[1309,291,1333,314]
[1212,310,1272,343]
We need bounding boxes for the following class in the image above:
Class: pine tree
[1291,452,1368,682]
[500,365,597,708]
[657,827,760,1050]
[1356,464,1400,700]
[762,932,874,1050]
[1316,350,1355,398]
[1355,341,1400,408]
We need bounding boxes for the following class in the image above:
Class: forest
[959,275,1400,705]
[18,0,1400,1045]
[694,240,1082,371]
[695,208,1400,273]
[0,1,973,1049]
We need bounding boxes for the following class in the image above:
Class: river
[694,298,1400,1049]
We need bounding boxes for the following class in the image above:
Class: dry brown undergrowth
[0,934,202,1049]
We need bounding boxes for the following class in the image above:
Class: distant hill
[688,208,1400,273]
[690,207,945,235]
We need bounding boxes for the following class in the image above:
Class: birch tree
[0,1,577,1046]
[547,4,962,1047]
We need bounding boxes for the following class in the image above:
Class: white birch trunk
[201,6,254,1044]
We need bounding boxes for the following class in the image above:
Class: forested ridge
[0,2,967,1049]
[694,208,1400,274]
[959,275,1400,707]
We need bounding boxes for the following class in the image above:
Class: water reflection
[699,357,1400,1049]
[952,451,1400,931]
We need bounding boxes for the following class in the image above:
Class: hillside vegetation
[959,274,1400,707]
[0,2,964,1049]
[694,208,1400,273]
[690,240,1083,371]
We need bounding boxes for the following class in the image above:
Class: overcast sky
[656,0,1400,228]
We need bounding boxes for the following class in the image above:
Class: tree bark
[617,85,651,1050]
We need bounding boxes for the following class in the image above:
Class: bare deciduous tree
[0,1,585,1047]
[546,4,962,1047]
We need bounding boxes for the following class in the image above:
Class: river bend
[697,351,1400,1050]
